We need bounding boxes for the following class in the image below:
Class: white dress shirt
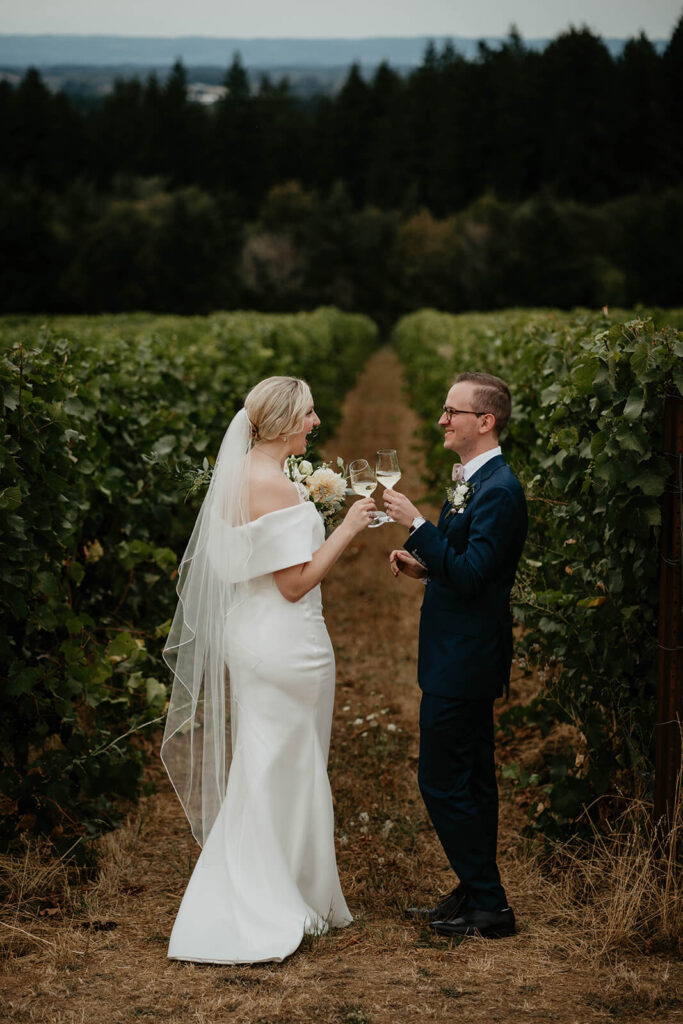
[461,445,502,481]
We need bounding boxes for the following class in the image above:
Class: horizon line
[0,28,664,42]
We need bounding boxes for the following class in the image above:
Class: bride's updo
[244,376,312,442]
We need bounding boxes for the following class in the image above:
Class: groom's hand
[383,488,420,528]
[389,549,428,579]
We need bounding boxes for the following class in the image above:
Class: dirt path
[3,348,681,1024]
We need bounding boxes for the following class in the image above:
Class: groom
[384,371,527,939]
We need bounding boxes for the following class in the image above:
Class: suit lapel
[467,453,506,487]
[438,455,507,533]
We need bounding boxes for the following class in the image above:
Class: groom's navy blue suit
[403,453,527,912]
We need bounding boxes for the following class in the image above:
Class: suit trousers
[418,692,507,912]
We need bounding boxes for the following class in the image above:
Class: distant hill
[0,32,661,70]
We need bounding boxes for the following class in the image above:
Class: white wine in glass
[352,481,377,497]
[349,459,385,527]
[376,449,401,522]
[376,469,402,489]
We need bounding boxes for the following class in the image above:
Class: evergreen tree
[663,14,683,180]
[160,60,191,181]
[8,69,68,187]
[140,73,165,179]
[537,27,617,200]
[615,33,666,191]
[210,54,259,206]
[158,60,205,185]
[365,62,410,209]
[324,64,372,205]
[253,76,309,192]
[405,42,443,210]
[94,77,146,184]
[484,29,542,200]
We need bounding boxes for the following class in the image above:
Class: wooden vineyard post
[654,379,683,834]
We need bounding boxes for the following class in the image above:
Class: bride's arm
[273,496,376,603]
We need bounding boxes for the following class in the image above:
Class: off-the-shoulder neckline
[245,500,317,526]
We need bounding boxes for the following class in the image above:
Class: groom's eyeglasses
[441,406,487,421]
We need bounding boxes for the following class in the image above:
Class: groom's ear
[479,412,497,435]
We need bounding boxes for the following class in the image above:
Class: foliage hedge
[0,308,377,854]
[393,308,683,835]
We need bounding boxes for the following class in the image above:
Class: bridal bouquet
[285,455,349,534]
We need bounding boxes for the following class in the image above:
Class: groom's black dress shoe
[432,907,516,939]
[404,885,467,923]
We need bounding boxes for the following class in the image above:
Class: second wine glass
[375,449,401,523]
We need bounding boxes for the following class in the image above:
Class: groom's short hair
[455,372,511,436]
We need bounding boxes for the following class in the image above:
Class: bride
[161,376,375,964]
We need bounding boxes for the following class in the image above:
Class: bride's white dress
[167,500,352,964]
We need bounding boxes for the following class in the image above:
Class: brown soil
[2,348,681,1024]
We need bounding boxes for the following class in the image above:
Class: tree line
[1,17,682,317]
[3,178,681,324]
[3,21,683,210]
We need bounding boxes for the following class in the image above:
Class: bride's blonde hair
[244,376,312,442]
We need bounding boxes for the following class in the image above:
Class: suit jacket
[403,454,527,700]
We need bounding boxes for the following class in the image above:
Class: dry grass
[585,961,681,1018]
[1,348,682,1024]
[530,801,682,961]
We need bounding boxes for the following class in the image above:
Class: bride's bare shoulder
[248,468,300,521]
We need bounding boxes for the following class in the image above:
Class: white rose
[299,460,313,477]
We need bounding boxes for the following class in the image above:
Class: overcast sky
[0,0,680,39]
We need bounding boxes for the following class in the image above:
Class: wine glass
[375,449,401,523]
[349,459,385,527]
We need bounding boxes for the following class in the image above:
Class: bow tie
[452,463,465,482]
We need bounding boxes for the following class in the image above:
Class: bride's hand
[343,497,377,534]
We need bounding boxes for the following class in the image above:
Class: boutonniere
[446,479,473,515]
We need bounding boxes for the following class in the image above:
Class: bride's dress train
[167,501,351,964]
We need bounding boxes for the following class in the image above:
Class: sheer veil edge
[160,408,253,847]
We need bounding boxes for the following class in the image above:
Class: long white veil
[161,408,253,847]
